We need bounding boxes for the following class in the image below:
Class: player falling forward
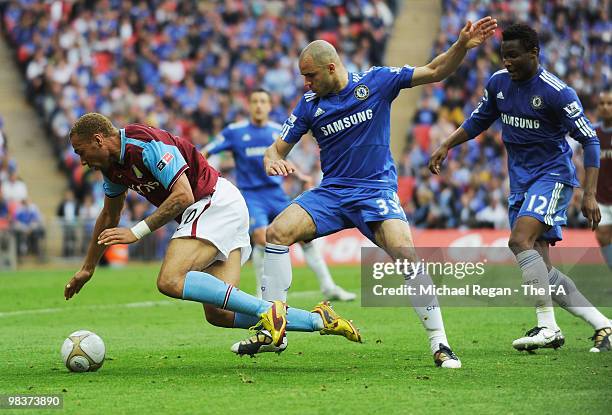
[233,17,498,368]
[203,89,355,301]
[64,113,362,356]
[429,24,611,353]
[594,90,612,271]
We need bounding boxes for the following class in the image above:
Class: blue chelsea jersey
[462,67,599,193]
[206,120,284,190]
[280,65,414,190]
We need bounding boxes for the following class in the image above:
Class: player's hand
[64,270,93,300]
[98,227,138,246]
[265,159,296,176]
[428,145,449,175]
[458,16,497,50]
[581,194,601,231]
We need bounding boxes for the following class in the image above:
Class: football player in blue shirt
[204,89,356,301]
[429,24,611,353]
[233,17,498,368]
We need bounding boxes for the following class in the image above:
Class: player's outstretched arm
[411,17,497,87]
[264,138,297,176]
[428,127,472,174]
[64,192,126,300]
[582,167,601,231]
[97,173,194,247]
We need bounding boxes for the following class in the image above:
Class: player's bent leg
[508,217,561,350]
[595,224,612,270]
[369,219,461,368]
[251,227,267,298]
[202,249,243,328]
[262,203,317,302]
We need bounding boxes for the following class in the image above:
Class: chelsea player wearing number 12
[429,24,611,353]
[203,89,356,302]
[233,17,499,368]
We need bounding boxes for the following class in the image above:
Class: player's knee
[508,233,534,253]
[156,272,182,299]
[252,228,267,246]
[595,229,611,247]
[266,223,294,245]
[203,305,232,327]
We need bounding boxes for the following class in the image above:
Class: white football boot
[512,326,565,351]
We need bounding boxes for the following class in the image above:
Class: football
[61,330,105,372]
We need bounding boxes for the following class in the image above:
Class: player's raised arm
[264,137,297,176]
[412,17,497,87]
[65,192,126,299]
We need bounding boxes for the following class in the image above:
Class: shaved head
[298,40,348,96]
[299,40,341,66]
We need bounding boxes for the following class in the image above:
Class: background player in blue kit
[204,89,355,301]
[233,17,498,368]
[429,24,611,353]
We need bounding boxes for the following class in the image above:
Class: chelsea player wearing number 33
[233,16,499,368]
[429,24,611,353]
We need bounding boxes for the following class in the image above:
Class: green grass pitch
[1,264,610,414]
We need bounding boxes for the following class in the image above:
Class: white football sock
[251,245,264,299]
[405,272,449,354]
[516,250,558,330]
[261,243,292,302]
[549,267,610,330]
[302,242,336,293]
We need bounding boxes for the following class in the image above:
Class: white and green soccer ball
[61,330,105,372]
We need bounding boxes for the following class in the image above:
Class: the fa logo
[354,84,369,100]
[530,95,543,110]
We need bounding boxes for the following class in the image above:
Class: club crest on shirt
[530,95,543,110]
[354,84,369,100]
[157,152,174,171]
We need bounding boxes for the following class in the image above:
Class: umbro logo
[314,107,325,117]
[496,91,504,100]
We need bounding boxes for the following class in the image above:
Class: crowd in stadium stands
[1,0,397,258]
[402,0,609,229]
[0,115,45,258]
[0,0,607,260]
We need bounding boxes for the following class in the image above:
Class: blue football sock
[182,271,270,317]
[233,313,260,329]
[287,307,324,332]
[601,244,612,270]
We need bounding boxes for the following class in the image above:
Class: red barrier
[290,229,599,265]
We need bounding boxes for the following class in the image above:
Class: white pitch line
[0,300,177,318]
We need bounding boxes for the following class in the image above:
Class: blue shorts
[293,185,407,242]
[242,186,290,233]
[508,181,573,243]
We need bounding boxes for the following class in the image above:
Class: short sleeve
[373,65,415,101]
[103,175,127,197]
[205,129,233,155]
[280,98,310,144]
[142,141,188,190]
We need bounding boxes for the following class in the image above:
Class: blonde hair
[69,113,117,141]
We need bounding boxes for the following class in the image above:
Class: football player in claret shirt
[64,113,363,356]
[594,90,612,271]
[204,89,355,301]
[233,16,498,368]
[430,24,611,352]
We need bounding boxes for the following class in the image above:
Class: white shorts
[599,203,612,226]
[172,177,252,266]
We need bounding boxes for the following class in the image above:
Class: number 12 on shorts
[526,194,548,214]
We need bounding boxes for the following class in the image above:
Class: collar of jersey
[119,128,126,164]
[514,66,544,86]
